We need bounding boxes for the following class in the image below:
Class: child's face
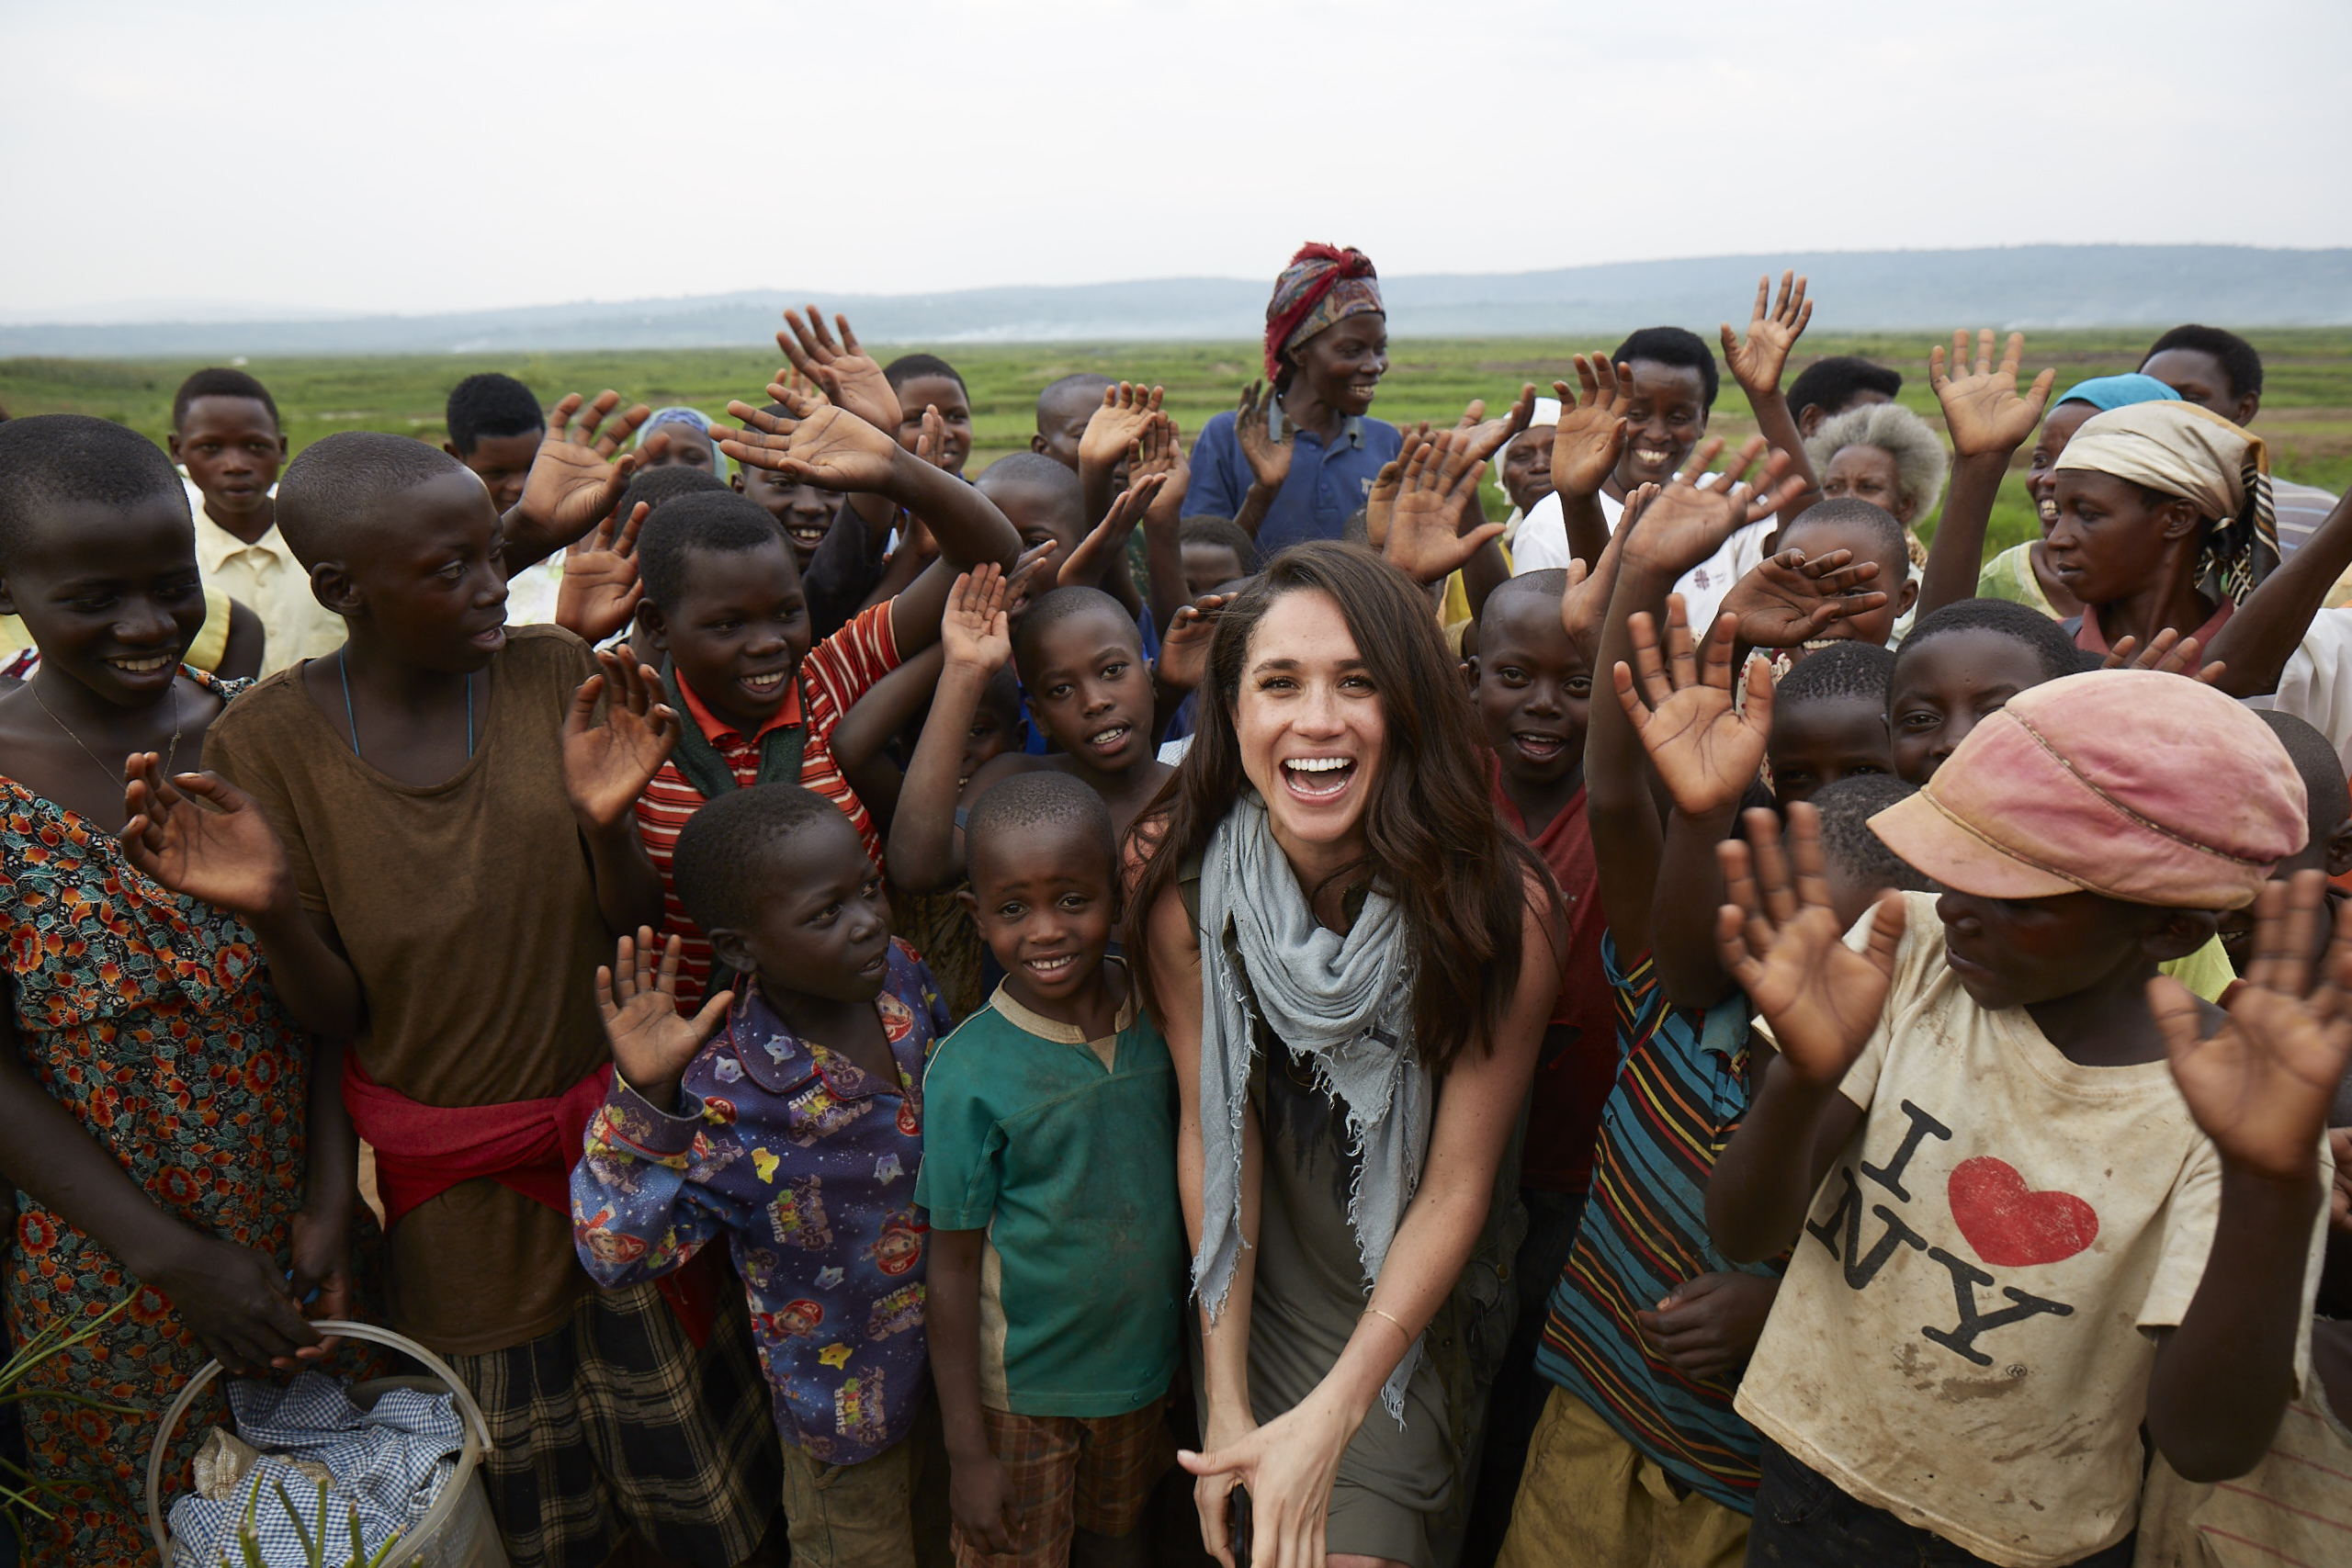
[455,430,543,514]
[1936,888,2199,1010]
[1778,517,1915,649]
[1500,434,1554,513]
[0,493,205,706]
[713,814,892,1005]
[1290,315,1388,418]
[735,464,843,570]
[169,397,286,521]
[894,377,974,475]
[959,697,1022,795]
[2026,402,2097,532]
[2045,471,2187,607]
[1471,590,1590,791]
[2142,347,2256,424]
[978,476,1083,561]
[1819,445,1912,525]
[637,425,719,476]
[1022,606,1153,774]
[1768,695,1891,807]
[1614,360,1709,492]
[1031,387,1100,471]
[1888,632,2050,784]
[963,824,1117,1009]
[644,538,812,732]
[1182,543,1247,602]
[339,471,511,673]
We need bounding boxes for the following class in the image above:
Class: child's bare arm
[1915,331,2057,620]
[1704,807,1896,1262]
[1057,474,1167,616]
[1720,272,1824,525]
[2145,873,2347,1481]
[926,1227,1017,1554]
[290,1036,358,1340]
[830,645,944,834]
[888,570,1009,892]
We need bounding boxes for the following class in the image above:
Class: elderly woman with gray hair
[1803,400,1950,569]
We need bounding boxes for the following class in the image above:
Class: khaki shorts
[782,1433,920,1568]
[1498,1387,1747,1568]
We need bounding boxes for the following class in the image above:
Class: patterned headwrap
[2055,400,2277,608]
[1263,244,1383,381]
[636,405,729,483]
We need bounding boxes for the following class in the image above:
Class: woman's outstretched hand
[1181,1390,1356,1568]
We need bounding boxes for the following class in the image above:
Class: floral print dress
[0,702,311,1564]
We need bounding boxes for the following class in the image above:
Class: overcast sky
[6,0,2347,321]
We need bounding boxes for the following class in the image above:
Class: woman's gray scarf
[1193,795,1431,1424]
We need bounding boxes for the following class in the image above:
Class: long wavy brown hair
[1124,541,1556,1076]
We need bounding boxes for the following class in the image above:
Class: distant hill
[6,245,2346,357]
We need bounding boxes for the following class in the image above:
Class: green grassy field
[6,329,2348,562]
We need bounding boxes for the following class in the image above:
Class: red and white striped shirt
[636,600,900,1008]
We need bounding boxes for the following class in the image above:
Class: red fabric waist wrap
[343,1055,721,1347]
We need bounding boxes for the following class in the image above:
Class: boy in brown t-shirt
[182,421,781,1568]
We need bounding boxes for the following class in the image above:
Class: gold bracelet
[1363,1305,1412,1342]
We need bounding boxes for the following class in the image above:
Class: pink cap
[1868,670,2306,909]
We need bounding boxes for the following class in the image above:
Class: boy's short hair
[616,462,729,523]
[978,450,1083,504]
[883,353,967,398]
[1477,569,1567,628]
[445,373,544,456]
[1038,373,1113,416]
[172,367,281,432]
[2140,324,2264,400]
[1897,597,2080,688]
[1180,515,1260,579]
[1776,639,1895,710]
[1610,326,1720,412]
[671,784,848,936]
[0,414,187,570]
[638,490,788,606]
[1786,356,1902,418]
[274,431,463,570]
[965,772,1115,877]
[1781,498,1911,576]
[1813,774,1939,894]
[1010,584,1136,682]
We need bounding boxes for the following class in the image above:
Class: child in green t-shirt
[916,771,1187,1568]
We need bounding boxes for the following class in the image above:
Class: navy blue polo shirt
[1183,407,1403,558]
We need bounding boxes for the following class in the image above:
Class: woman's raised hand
[1236,381,1294,492]
[1720,271,1813,400]
[1550,355,1629,500]
[1930,329,2057,458]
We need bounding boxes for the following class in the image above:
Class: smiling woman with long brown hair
[1125,541,1561,1568]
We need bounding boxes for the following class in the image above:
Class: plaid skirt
[444,1280,780,1568]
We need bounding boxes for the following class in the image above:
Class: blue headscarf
[635,406,729,482]
[2055,373,2181,412]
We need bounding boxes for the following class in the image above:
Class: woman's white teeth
[1287,756,1350,772]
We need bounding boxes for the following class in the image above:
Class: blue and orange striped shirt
[1532,935,1783,1511]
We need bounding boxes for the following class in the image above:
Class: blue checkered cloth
[166,1371,463,1567]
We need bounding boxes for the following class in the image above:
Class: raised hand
[1080,382,1165,475]
[1558,517,1632,663]
[1363,440,1415,550]
[776,308,900,433]
[119,754,297,919]
[1130,413,1192,519]
[1383,431,1505,585]
[718,390,902,494]
[2103,628,2227,686]
[1157,592,1231,693]
[2152,871,2352,1183]
[515,391,662,549]
[563,650,679,829]
[1715,804,1905,1085]
[1929,329,2058,458]
[1720,272,1813,400]
[1235,380,1293,493]
[1616,597,1774,817]
[599,929,734,1113]
[1550,355,1631,500]
[1714,547,1890,649]
[940,565,1012,677]
[913,405,954,472]
[557,502,648,644]
[1001,540,1061,618]
[1058,473,1167,588]
[1623,436,1807,579]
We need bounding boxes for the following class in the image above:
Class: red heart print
[1947,1156,2099,1267]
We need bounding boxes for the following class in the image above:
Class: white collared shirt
[183,478,346,675]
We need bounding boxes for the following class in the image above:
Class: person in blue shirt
[1183,243,1404,558]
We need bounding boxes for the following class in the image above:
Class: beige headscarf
[2054,400,2277,606]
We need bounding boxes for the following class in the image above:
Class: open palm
[1930,329,2058,457]
[518,391,657,549]
[601,930,733,1105]
[1384,433,1502,584]
[118,757,292,919]
[1081,383,1164,472]
[720,396,901,494]
[1616,599,1770,816]
[1550,355,1629,499]
[563,652,678,829]
[777,308,901,434]
[1718,548,1889,649]
[1720,272,1812,399]
[1235,381,1293,491]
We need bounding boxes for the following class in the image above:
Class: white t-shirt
[1736,893,2325,1568]
[1510,482,1775,635]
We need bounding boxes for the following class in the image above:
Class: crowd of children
[1,239,2349,1568]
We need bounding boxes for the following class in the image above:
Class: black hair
[2257,711,2350,836]
[1895,597,2080,689]
[964,771,1116,881]
[1781,498,1910,577]
[276,431,466,570]
[616,462,729,525]
[1776,639,1895,710]
[444,373,544,456]
[1010,584,1138,684]
[1037,373,1114,420]
[1180,515,1260,579]
[978,450,1084,500]
[1610,326,1720,413]
[2140,324,2264,400]
[1813,775,1940,895]
[637,490,790,606]
[1477,568,1568,628]
[671,784,852,936]
[0,415,188,572]
[172,367,281,432]
[883,354,967,398]
[1785,355,1903,418]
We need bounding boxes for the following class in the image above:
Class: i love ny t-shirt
[1736,893,2326,1568]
